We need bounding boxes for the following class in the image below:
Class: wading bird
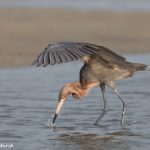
[32,42,147,125]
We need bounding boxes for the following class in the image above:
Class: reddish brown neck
[60,82,99,99]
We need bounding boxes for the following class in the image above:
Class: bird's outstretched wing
[32,42,126,67]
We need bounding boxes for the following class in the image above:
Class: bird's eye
[62,97,65,100]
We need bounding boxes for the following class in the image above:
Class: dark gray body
[80,54,146,86]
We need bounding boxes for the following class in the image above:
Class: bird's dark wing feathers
[32,42,126,67]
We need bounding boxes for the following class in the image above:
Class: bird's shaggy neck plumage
[59,82,98,100]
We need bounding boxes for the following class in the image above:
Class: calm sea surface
[0,0,150,11]
[0,54,150,150]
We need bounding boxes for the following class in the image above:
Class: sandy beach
[0,8,150,67]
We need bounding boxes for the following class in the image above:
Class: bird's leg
[108,82,126,126]
[94,83,108,125]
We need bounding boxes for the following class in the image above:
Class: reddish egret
[32,42,147,125]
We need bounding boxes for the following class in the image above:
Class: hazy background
[0,0,150,67]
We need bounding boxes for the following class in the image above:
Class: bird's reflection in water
[49,128,138,150]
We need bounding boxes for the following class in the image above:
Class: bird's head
[52,82,98,124]
[52,82,85,124]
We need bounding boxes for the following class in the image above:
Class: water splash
[44,118,56,128]
[131,120,137,129]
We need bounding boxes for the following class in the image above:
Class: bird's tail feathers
[132,63,147,71]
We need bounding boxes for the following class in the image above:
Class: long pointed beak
[53,113,58,124]
[52,100,64,124]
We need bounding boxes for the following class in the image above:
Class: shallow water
[0,0,150,11]
[0,54,150,150]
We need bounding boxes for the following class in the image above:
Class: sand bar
[0,8,150,67]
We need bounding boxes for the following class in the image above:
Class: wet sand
[0,8,150,67]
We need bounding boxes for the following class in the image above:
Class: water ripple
[0,54,150,150]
